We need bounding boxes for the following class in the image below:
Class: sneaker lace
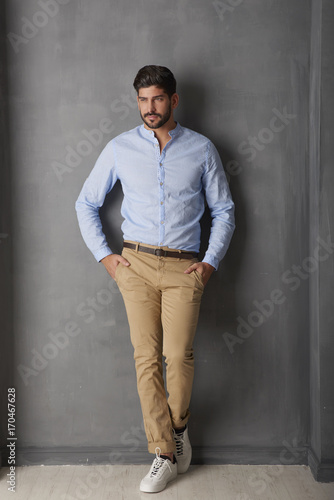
[150,448,172,478]
[173,431,184,456]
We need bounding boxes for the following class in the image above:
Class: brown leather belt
[123,242,198,260]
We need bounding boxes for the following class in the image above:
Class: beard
[140,102,172,129]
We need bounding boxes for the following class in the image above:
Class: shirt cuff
[202,253,219,271]
[95,247,113,263]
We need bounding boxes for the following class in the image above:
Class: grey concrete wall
[1,0,333,479]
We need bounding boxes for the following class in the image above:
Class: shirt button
[161,221,164,224]
[160,163,163,166]
[160,201,163,205]
[160,182,163,186]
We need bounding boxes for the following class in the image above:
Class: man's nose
[148,100,156,113]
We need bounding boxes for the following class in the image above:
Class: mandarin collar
[140,122,182,141]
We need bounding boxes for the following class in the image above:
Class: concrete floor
[1,464,334,499]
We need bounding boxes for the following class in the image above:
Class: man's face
[137,86,173,129]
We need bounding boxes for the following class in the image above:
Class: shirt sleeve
[201,141,235,270]
[75,140,118,262]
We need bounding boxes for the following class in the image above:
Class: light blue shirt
[75,122,235,270]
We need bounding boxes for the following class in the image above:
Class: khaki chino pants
[115,240,204,453]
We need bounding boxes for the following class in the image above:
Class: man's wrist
[96,247,113,263]
[202,255,218,271]
[202,261,215,270]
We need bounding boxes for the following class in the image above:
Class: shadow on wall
[0,0,15,468]
[177,78,246,452]
[177,75,245,316]
[100,181,124,255]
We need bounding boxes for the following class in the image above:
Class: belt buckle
[155,248,167,257]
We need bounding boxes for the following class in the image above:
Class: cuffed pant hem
[172,414,190,430]
[148,441,176,454]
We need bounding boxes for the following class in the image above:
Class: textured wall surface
[1,0,332,478]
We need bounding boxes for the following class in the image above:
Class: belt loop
[135,242,139,253]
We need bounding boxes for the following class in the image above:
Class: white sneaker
[172,425,192,473]
[140,447,177,493]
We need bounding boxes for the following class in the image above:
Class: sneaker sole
[140,472,177,493]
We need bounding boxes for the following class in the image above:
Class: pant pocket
[193,269,205,288]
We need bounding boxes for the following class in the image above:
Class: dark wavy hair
[133,65,177,98]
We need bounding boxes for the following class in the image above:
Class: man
[75,65,235,493]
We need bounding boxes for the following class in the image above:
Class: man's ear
[171,93,179,110]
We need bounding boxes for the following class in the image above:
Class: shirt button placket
[158,156,165,247]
